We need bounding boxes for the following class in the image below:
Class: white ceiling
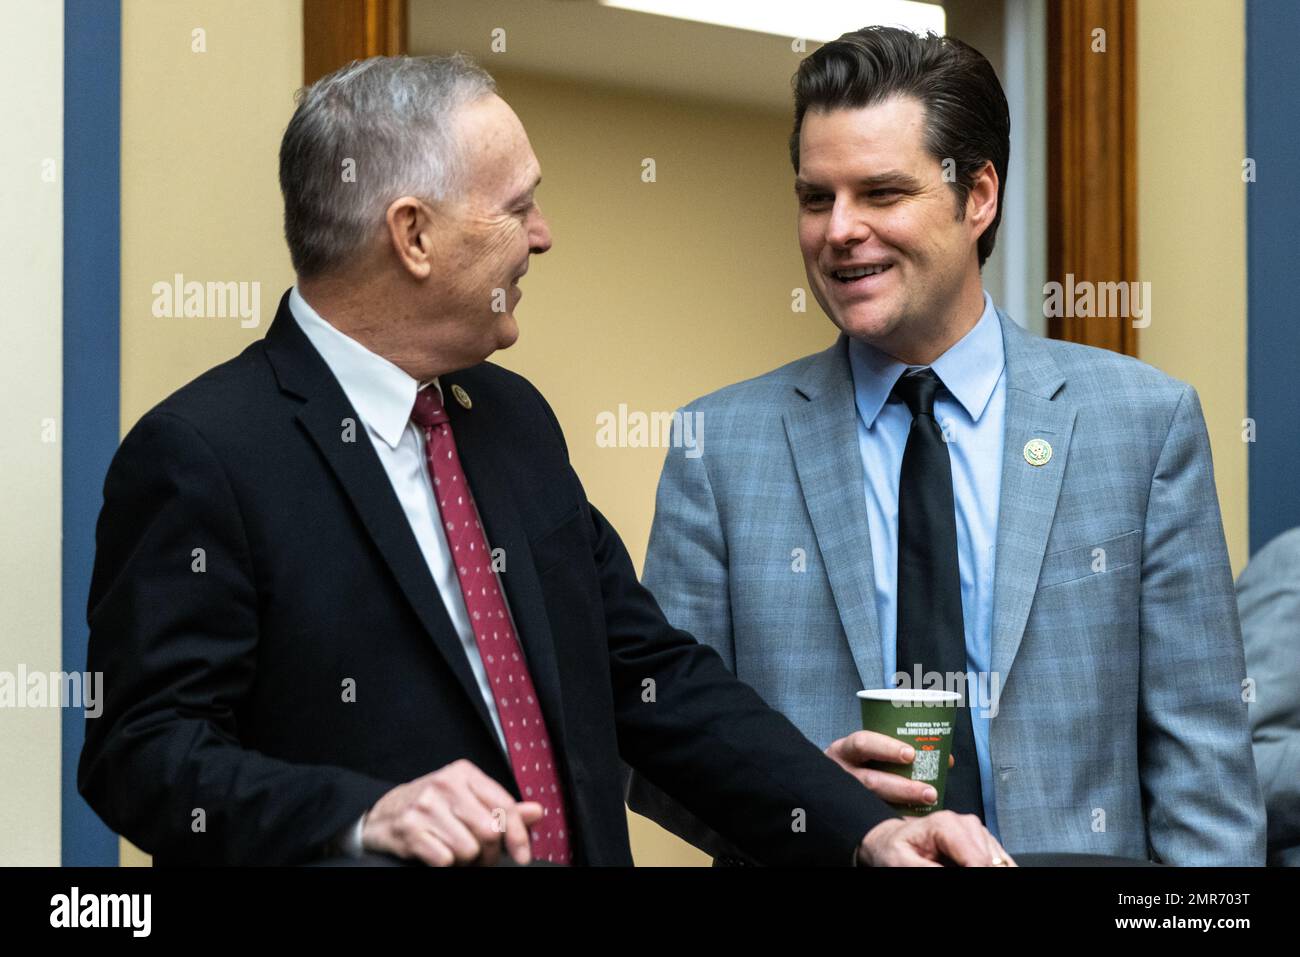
[409,0,941,114]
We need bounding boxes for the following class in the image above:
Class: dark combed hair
[789,26,1010,268]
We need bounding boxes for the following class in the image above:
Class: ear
[967,160,999,237]
[385,196,435,280]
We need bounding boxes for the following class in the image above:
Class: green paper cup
[857,689,960,816]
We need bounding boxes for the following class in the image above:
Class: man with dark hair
[79,53,1011,867]
[628,26,1265,865]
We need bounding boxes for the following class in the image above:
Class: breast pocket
[1037,529,1141,589]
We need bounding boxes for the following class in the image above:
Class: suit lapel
[440,372,571,755]
[784,338,885,689]
[262,293,501,744]
[990,314,1075,684]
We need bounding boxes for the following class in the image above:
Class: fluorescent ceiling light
[597,0,946,41]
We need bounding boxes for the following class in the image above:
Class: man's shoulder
[453,359,542,404]
[1029,331,1190,407]
[130,349,552,449]
[678,339,842,415]
[128,340,277,444]
[1238,527,1300,592]
[452,360,557,434]
[1007,330,1210,462]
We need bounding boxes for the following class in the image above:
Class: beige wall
[0,0,63,866]
[1137,0,1248,574]
[490,70,832,580]
[118,0,304,865]
[120,0,302,428]
[490,71,837,864]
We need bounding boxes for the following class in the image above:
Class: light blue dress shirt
[847,291,1006,837]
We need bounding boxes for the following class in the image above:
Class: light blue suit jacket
[1236,527,1300,866]
[627,311,1266,865]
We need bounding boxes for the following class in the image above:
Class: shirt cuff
[331,812,366,859]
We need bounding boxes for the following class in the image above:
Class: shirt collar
[288,286,441,449]
[847,290,1005,429]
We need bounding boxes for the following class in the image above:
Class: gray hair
[279,54,497,278]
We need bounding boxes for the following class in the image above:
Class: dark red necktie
[411,384,572,864]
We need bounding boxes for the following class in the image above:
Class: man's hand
[857,812,1016,866]
[362,759,544,866]
[826,731,954,807]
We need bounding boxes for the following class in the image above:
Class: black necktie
[892,368,985,820]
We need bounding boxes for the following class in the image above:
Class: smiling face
[407,93,552,366]
[795,94,996,364]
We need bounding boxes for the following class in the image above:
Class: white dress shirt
[288,287,511,856]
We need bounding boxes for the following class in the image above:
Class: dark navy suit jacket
[78,291,891,866]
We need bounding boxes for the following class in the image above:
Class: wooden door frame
[303,0,407,87]
[1046,0,1139,356]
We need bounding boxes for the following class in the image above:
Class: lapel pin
[451,384,472,410]
[1023,438,1052,467]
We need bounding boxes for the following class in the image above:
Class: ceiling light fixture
[597,0,946,42]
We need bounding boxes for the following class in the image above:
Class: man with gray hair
[80,54,1010,867]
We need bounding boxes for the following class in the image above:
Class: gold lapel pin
[1023,438,1052,467]
[451,384,472,410]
